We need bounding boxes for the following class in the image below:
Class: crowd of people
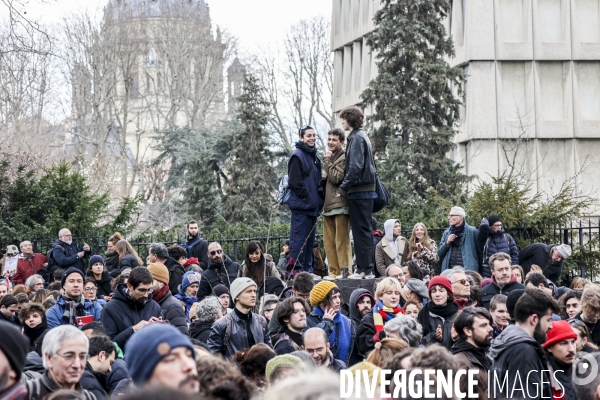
[0,106,597,400]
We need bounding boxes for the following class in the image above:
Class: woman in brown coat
[375,219,409,277]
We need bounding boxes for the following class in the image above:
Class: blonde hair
[366,338,409,368]
[375,277,402,299]
[408,222,433,255]
[582,285,600,315]
[115,239,143,265]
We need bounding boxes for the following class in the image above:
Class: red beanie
[428,276,453,296]
[543,320,577,348]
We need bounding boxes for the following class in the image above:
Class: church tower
[227,57,246,112]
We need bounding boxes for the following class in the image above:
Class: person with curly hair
[408,223,439,272]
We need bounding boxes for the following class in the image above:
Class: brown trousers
[323,213,352,276]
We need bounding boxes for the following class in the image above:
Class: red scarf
[455,298,471,310]
[152,284,169,303]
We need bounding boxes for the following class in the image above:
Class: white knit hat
[556,244,572,259]
[230,278,257,303]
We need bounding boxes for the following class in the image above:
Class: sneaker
[348,272,365,279]
[364,273,375,279]
[335,274,344,280]
[323,274,336,281]
[311,273,322,281]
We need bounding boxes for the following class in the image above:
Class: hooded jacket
[519,243,564,283]
[198,255,239,300]
[438,221,480,272]
[348,288,375,326]
[181,236,209,270]
[46,295,103,329]
[375,219,410,276]
[164,257,185,295]
[481,273,525,310]
[100,283,163,351]
[287,143,323,216]
[489,324,551,399]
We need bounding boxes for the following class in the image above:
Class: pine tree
[362,0,469,221]
[221,73,277,226]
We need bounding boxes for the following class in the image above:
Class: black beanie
[488,215,502,227]
[0,321,29,379]
[61,267,86,288]
[506,289,526,320]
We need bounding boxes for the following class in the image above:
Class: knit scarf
[104,251,119,270]
[176,292,198,322]
[295,140,322,172]
[417,300,460,338]
[152,284,170,303]
[449,221,465,247]
[23,318,47,345]
[455,298,471,310]
[61,295,87,326]
[313,306,351,364]
[372,299,404,333]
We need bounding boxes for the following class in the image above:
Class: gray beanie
[556,244,572,260]
[230,278,257,303]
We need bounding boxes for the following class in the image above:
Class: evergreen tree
[362,0,469,221]
[221,73,277,226]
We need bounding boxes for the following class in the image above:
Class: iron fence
[29,219,600,280]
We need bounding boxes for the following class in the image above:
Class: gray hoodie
[348,288,375,325]
[384,219,401,264]
[489,324,551,399]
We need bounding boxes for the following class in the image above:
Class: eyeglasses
[56,352,88,363]
[210,249,223,256]
[84,287,97,292]
[452,279,470,286]
[135,288,153,295]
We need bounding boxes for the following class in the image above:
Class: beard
[533,321,547,344]
[360,307,371,316]
[188,231,198,239]
[473,332,492,348]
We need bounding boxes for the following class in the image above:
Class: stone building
[332,0,600,196]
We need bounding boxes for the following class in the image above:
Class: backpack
[278,155,315,205]
[223,312,268,351]
[181,237,202,259]
[42,244,66,284]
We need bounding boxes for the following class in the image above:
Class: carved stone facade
[332,0,600,196]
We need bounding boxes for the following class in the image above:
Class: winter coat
[51,239,90,273]
[418,306,460,351]
[207,310,272,359]
[273,330,304,355]
[12,253,48,285]
[164,257,185,295]
[355,311,378,357]
[80,363,108,399]
[489,324,552,399]
[46,295,103,329]
[306,308,357,366]
[481,274,526,310]
[410,238,439,271]
[478,221,519,267]
[198,256,239,300]
[348,288,375,326]
[338,128,376,195]
[323,147,349,211]
[156,290,188,336]
[189,320,213,344]
[181,236,209,270]
[26,370,96,400]
[519,243,564,283]
[100,283,163,351]
[118,253,140,271]
[287,145,323,216]
[277,253,289,272]
[438,221,480,272]
[105,358,129,395]
[547,355,577,400]
[88,271,112,298]
[375,219,410,276]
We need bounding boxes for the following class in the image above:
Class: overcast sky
[22,0,332,54]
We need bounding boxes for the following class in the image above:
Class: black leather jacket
[339,128,376,195]
[206,310,272,359]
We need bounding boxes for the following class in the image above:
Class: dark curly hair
[234,343,276,381]
[196,355,256,400]
[327,128,345,143]
[339,107,364,129]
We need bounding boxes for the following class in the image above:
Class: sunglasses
[210,249,223,256]
[452,279,470,286]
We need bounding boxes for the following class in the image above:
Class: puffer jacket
[100,283,163,351]
[118,253,140,270]
[51,239,90,273]
[46,295,103,329]
[287,145,323,216]
[489,324,552,399]
[478,220,519,268]
[323,147,349,211]
[338,128,376,195]
[155,290,188,336]
[207,310,272,359]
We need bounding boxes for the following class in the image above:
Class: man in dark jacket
[481,252,525,310]
[207,278,272,358]
[489,288,559,399]
[542,320,578,400]
[451,307,494,395]
[81,335,116,399]
[198,242,239,300]
[147,262,188,336]
[337,107,377,280]
[181,220,209,270]
[100,267,163,351]
[148,242,184,295]
[348,288,374,326]
[51,228,91,273]
[303,327,346,372]
[478,215,519,277]
[287,125,323,276]
[519,242,571,283]
[273,297,309,355]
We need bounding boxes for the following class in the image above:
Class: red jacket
[12,253,48,285]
